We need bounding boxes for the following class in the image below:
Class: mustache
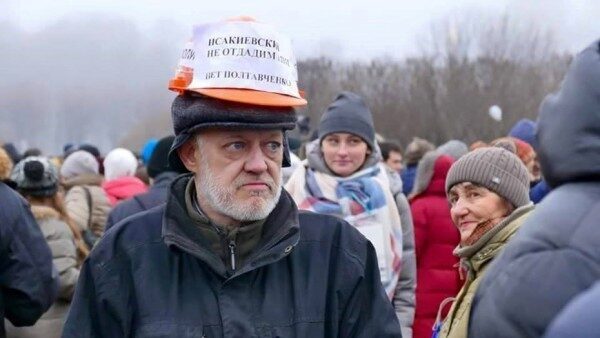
[233,174,279,191]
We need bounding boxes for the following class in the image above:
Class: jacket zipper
[229,239,236,271]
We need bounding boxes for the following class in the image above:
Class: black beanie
[318,91,375,150]
[147,135,183,178]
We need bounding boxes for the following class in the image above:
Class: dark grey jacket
[544,281,600,338]
[469,40,600,337]
[0,182,58,335]
[62,174,402,337]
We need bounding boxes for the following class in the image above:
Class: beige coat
[5,205,79,338]
[438,204,534,338]
[63,174,111,237]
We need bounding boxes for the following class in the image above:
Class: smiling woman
[434,146,535,338]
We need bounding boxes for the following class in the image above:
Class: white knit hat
[103,148,138,181]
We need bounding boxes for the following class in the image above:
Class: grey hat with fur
[445,147,530,208]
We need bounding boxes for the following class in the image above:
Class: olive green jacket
[438,204,534,338]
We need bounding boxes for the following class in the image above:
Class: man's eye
[226,142,245,151]
[265,142,282,152]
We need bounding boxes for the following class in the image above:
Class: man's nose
[244,145,268,174]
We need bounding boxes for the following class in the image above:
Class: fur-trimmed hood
[62,173,104,190]
[410,151,454,198]
[30,204,61,222]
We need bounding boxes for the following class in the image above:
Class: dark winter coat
[105,172,178,231]
[409,154,460,338]
[6,205,79,338]
[0,182,58,336]
[469,39,600,338]
[62,174,402,337]
[401,164,417,196]
[543,281,600,338]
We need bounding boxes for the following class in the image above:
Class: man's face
[385,150,403,173]
[183,128,284,226]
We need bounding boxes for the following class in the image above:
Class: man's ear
[177,139,199,172]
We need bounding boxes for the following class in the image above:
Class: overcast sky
[3,0,599,60]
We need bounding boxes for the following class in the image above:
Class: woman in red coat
[409,152,461,338]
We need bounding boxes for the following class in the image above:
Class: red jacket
[102,176,148,206]
[410,155,461,338]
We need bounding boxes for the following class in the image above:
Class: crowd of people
[0,16,599,338]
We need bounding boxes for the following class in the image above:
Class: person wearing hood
[401,137,435,196]
[61,150,112,248]
[408,151,460,338]
[436,140,468,161]
[435,146,534,338]
[101,147,148,206]
[8,156,87,338]
[285,91,414,337]
[469,39,600,338]
[105,136,186,231]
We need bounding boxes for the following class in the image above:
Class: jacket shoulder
[297,211,374,269]
[91,205,165,266]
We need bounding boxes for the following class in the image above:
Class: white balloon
[489,105,503,121]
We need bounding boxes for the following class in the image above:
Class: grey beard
[198,162,282,222]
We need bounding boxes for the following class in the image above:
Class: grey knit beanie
[445,147,530,208]
[318,91,375,150]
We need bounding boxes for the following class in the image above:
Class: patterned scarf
[285,162,403,298]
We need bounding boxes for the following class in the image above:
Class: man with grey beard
[63,18,401,338]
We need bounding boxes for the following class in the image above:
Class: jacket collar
[162,174,300,279]
[151,171,179,189]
